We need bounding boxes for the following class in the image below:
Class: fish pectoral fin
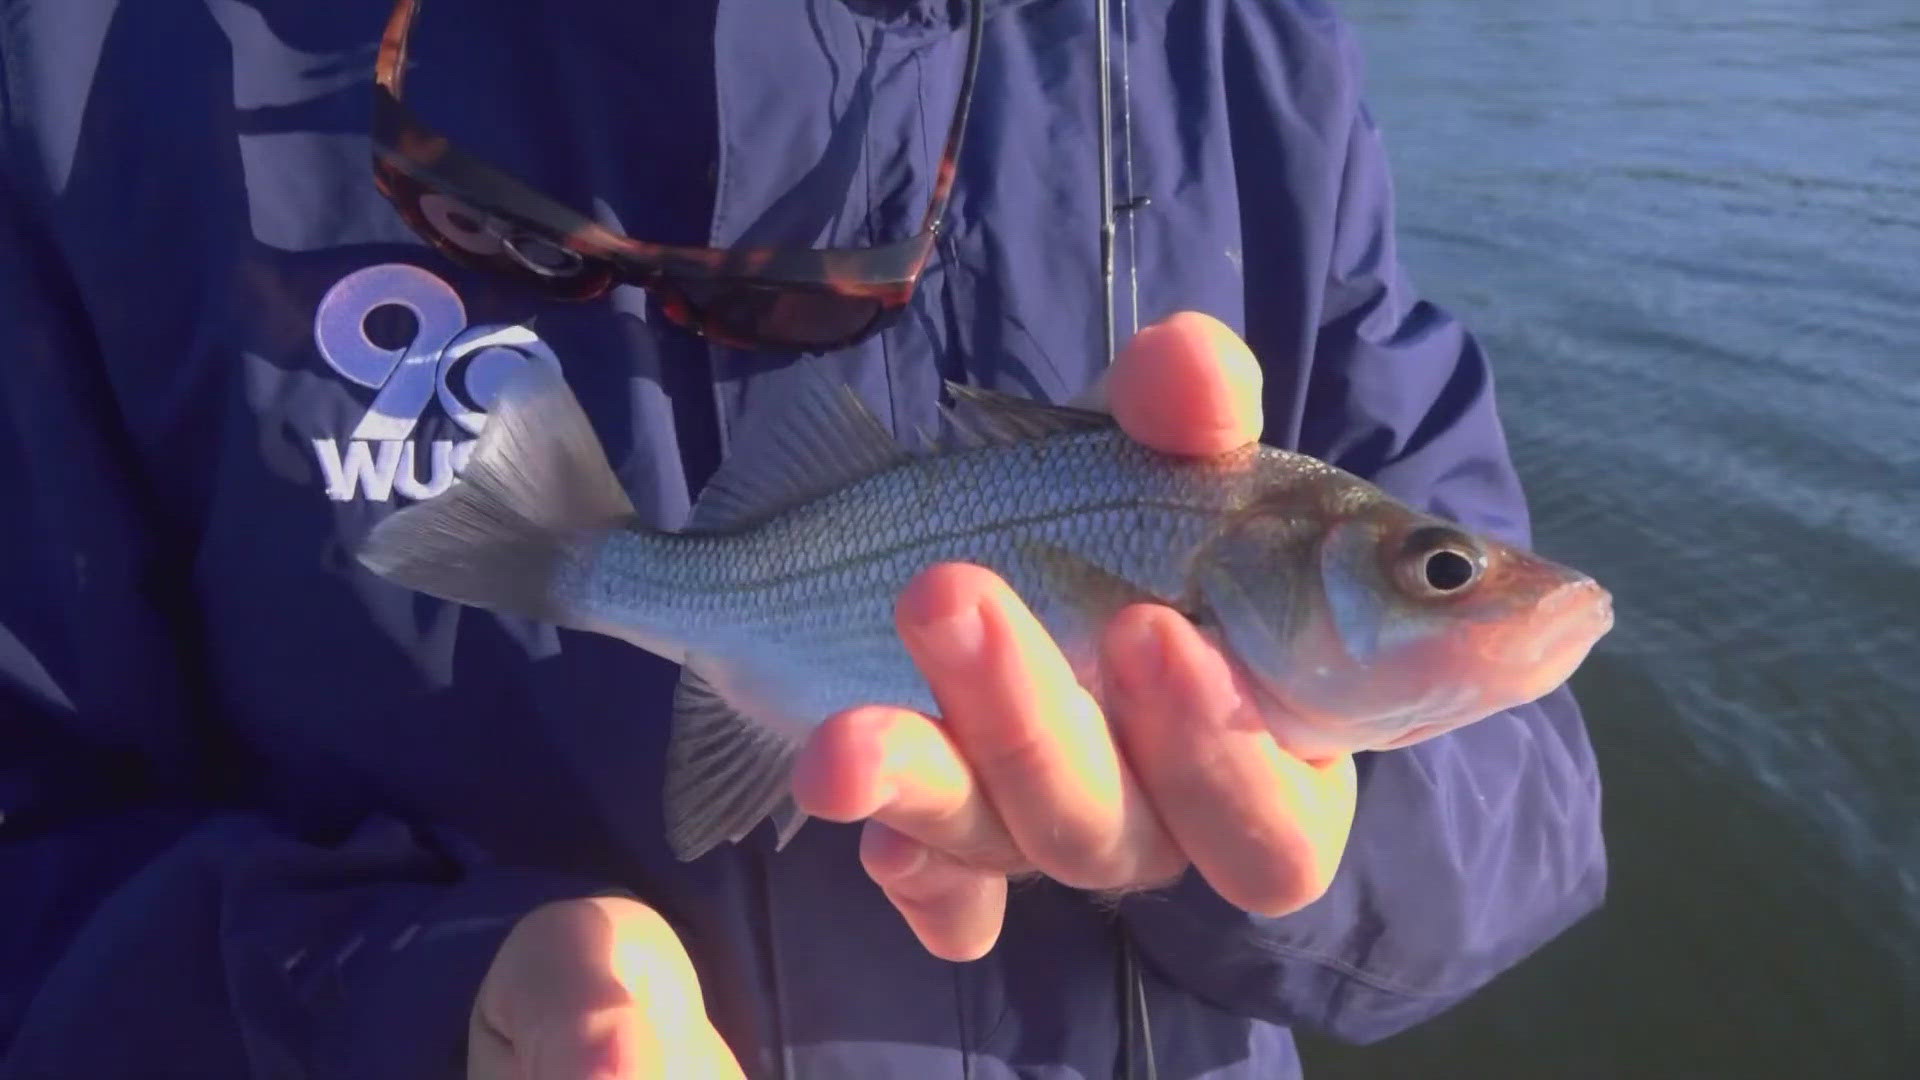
[1019,540,1167,633]
[664,661,810,861]
[1192,560,1301,688]
[685,367,911,533]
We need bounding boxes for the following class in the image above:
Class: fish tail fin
[356,361,635,625]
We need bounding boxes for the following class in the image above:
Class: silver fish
[358,362,1613,861]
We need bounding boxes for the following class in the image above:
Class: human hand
[468,897,746,1080]
[791,312,1360,961]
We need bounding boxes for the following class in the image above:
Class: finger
[1105,311,1264,456]
[1104,606,1357,916]
[861,820,1009,962]
[791,705,1029,873]
[898,562,1182,891]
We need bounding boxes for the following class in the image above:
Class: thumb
[601,899,746,1078]
[471,896,746,1080]
[1095,311,1264,456]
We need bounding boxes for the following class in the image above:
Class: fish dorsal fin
[687,370,911,533]
[940,382,1114,451]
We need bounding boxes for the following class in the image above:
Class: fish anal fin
[771,796,808,851]
[664,662,810,861]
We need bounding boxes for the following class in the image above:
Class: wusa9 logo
[310,263,561,502]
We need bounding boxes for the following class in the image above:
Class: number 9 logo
[314,263,559,441]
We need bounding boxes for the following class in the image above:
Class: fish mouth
[1478,578,1614,713]
[1487,579,1613,666]
[1375,585,1613,752]
[1541,580,1614,660]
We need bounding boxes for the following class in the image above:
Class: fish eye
[1397,526,1486,598]
[1422,548,1478,591]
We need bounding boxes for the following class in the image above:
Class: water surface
[1296,2,1920,1076]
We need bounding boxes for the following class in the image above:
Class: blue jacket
[0,1,1607,1076]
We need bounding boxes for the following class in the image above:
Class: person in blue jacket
[0,1,1608,1077]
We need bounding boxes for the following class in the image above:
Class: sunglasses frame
[371,0,983,351]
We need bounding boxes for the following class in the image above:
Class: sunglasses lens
[419,193,506,255]
[678,280,887,350]
[385,174,612,299]
[502,232,587,278]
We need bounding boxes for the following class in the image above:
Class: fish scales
[589,432,1254,602]
[567,431,1279,722]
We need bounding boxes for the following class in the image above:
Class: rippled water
[1296,2,1920,1077]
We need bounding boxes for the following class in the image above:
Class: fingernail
[913,598,985,666]
[1111,613,1168,694]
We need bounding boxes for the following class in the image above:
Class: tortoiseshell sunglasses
[371,0,982,352]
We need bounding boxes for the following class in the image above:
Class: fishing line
[1097,0,1157,1075]
[1097,0,1118,366]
